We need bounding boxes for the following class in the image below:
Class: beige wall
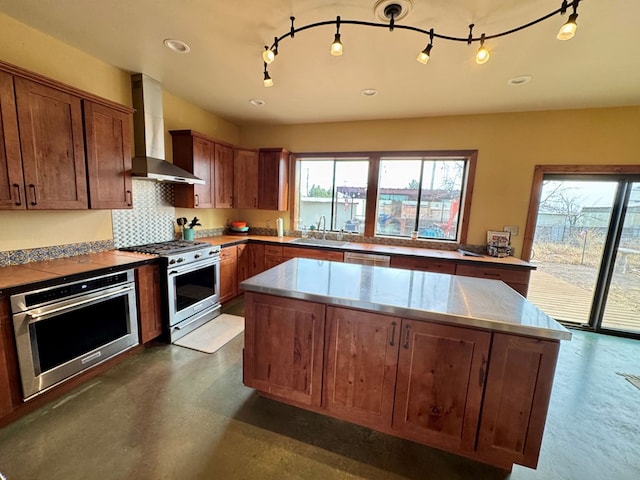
[0,13,239,251]
[240,107,640,255]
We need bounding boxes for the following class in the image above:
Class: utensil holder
[183,228,194,241]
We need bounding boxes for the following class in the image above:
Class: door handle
[28,184,38,206]
[403,324,411,349]
[13,184,22,206]
[126,190,132,206]
[389,320,397,346]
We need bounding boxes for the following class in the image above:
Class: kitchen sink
[290,238,348,247]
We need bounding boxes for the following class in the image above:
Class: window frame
[290,150,477,244]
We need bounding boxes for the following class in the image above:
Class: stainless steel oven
[10,270,139,401]
[120,240,221,342]
[166,253,220,341]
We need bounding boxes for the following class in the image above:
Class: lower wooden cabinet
[243,293,326,407]
[476,333,560,468]
[264,245,284,270]
[238,243,264,291]
[324,307,399,429]
[455,264,531,297]
[390,256,456,274]
[0,297,16,418]
[220,245,238,304]
[243,293,561,470]
[135,264,164,343]
[282,246,343,262]
[392,319,490,453]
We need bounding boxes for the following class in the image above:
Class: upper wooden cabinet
[170,130,234,209]
[14,77,88,209]
[1,62,134,211]
[258,148,290,211]
[0,71,23,209]
[233,148,259,209]
[84,101,132,209]
[171,130,215,209]
[214,143,233,208]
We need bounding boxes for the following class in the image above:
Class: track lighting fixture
[416,28,434,64]
[263,63,273,87]
[330,16,343,56]
[261,0,583,86]
[476,34,490,64]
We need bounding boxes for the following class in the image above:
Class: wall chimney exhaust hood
[130,73,204,185]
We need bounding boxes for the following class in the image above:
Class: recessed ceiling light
[508,75,532,86]
[249,99,265,106]
[361,88,378,97]
[163,39,191,53]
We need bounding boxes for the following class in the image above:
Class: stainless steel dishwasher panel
[344,252,391,267]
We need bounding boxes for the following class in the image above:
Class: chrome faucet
[317,215,327,239]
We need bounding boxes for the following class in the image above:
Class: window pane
[377,158,465,241]
[334,161,368,233]
[377,160,421,237]
[298,159,368,233]
[419,160,465,240]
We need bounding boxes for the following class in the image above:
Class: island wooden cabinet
[476,333,560,468]
[243,293,326,407]
[0,71,23,210]
[219,245,238,304]
[135,264,164,343]
[243,291,561,470]
[323,307,400,429]
[258,148,289,211]
[84,101,132,209]
[392,319,490,453]
[233,148,259,208]
[14,77,88,209]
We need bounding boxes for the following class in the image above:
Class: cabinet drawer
[283,247,343,262]
[390,256,456,274]
[455,264,531,286]
[264,245,283,256]
[220,246,237,260]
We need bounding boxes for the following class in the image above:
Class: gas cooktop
[120,240,213,256]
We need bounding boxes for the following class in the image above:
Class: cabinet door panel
[0,71,24,209]
[192,137,214,208]
[244,293,325,407]
[324,307,400,429]
[258,148,289,211]
[477,334,559,468]
[15,77,87,209]
[219,246,238,303]
[214,143,233,208]
[389,256,456,274]
[392,320,490,452]
[136,264,164,343]
[233,148,258,208]
[84,101,132,209]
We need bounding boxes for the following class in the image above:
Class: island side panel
[243,292,326,407]
[476,333,560,468]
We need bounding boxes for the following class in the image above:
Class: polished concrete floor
[0,300,639,479]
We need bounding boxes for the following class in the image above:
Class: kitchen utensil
[230,221,247,228]
[229,226,249,232]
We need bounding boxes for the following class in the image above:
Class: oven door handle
[24,284,135,322]
[167,258,220,276]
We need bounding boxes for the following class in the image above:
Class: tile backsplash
[111,179,176,248]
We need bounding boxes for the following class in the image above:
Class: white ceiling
[1,0,638,126]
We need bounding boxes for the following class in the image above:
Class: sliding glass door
[526,170,640,337]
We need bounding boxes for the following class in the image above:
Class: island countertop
[240,258,571,341]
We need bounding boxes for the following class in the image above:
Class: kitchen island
[240,258,571,471]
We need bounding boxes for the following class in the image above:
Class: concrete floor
[0,299,639,479]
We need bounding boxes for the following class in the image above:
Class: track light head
[476,34,490,64]
[263,46,275,64]
[417,43,432,64]
[557,12,578,40]
[263,63,273,87]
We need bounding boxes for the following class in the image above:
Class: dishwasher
[344,252,391,267]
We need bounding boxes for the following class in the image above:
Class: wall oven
[10,270,139,401]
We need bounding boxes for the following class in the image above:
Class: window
[377,157,466,241]
[296,157,369,234]
[293,151,476,243]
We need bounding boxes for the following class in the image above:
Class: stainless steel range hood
[130,73,204,185]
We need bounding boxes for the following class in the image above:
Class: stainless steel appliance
[11,270,139,400]
[344,252,391,267]
[120,240,221,342]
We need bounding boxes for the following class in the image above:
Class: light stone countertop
[240,257,571,341]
